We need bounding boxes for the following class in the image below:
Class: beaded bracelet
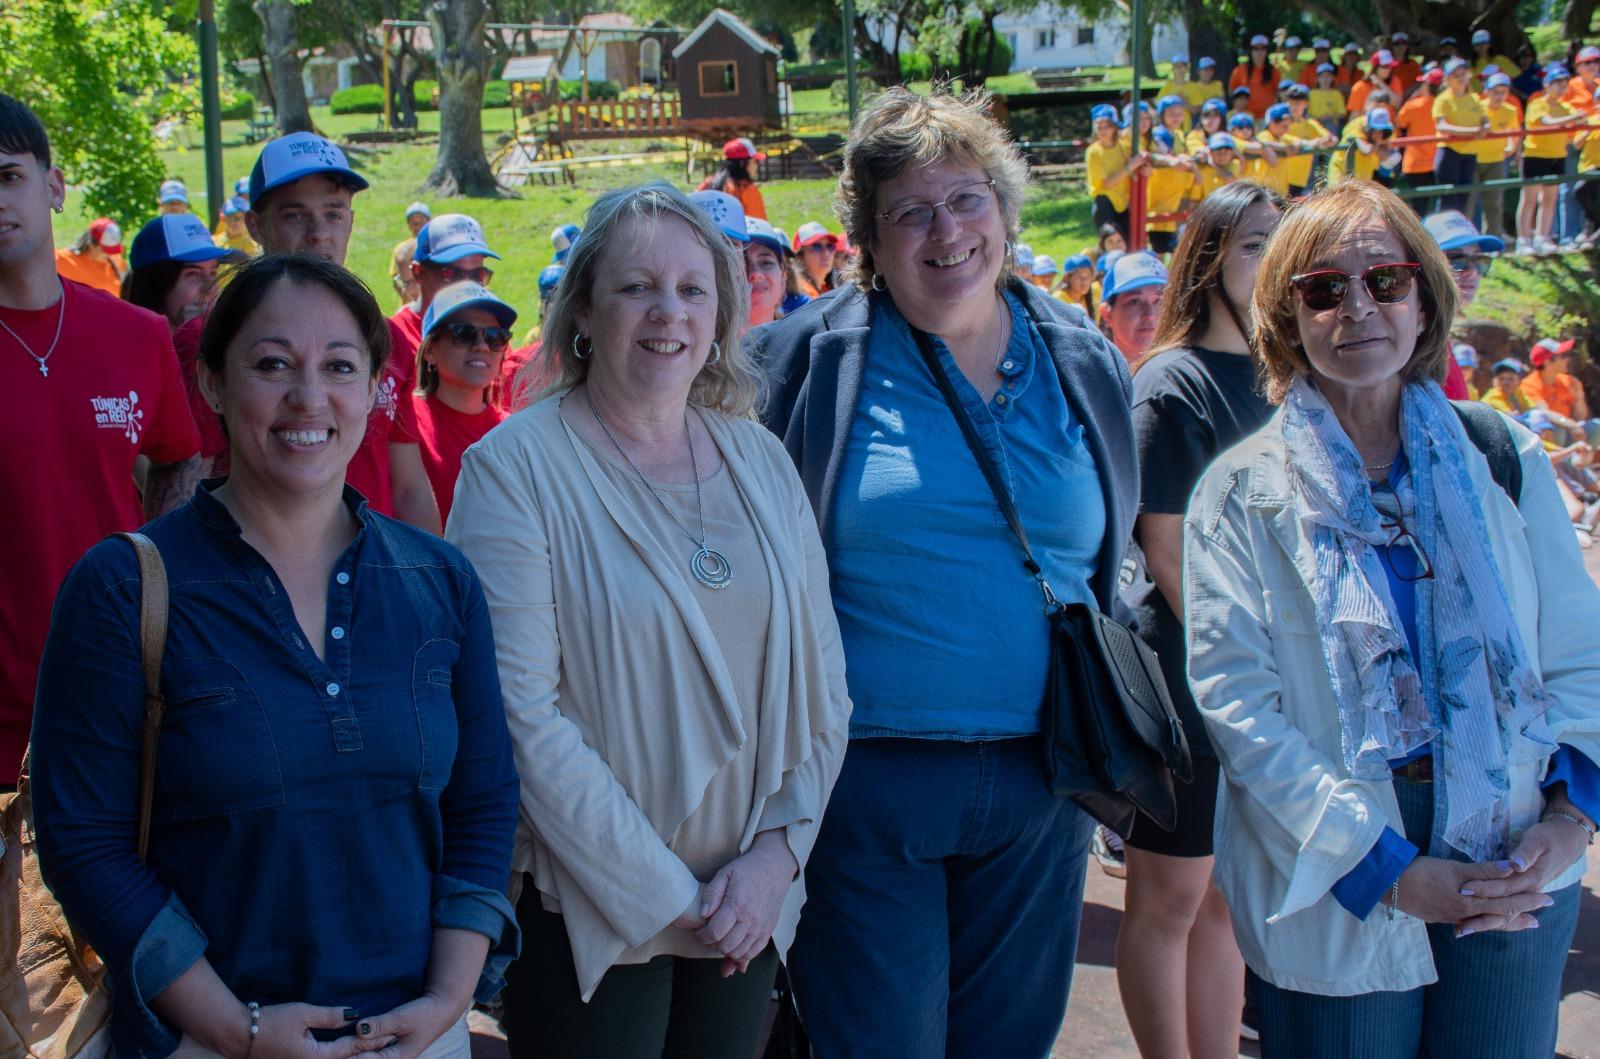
[246,1002,261,1057]
[1541,807,1597,845]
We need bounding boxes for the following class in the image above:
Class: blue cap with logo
[129,214,236,269]
[537,264,565,298]
[158,180,189,205]
[1443,57,1469,75]
[1090,103,1121,126]
[422,281,518,341]
[1266,103,1292,123]
[689,189,749,242]
[744,216,787,257]
[233,176,250,197]
[1104,251,1169,299]
[414,213,500,265]
[249,132,369,202]
[1424,209,1506,253]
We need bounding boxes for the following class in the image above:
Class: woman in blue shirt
[30,254,519,1059]
[752,87,1137,1057]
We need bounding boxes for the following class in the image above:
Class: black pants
[502,885,779,1059]
[1092,195,1129,238]
[1433,149,1477,214]
[1577,177,1600,230]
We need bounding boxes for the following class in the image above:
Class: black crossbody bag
[910,327,1192,837]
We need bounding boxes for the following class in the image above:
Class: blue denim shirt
[827,290,1106,739]
[30,484,519,1058]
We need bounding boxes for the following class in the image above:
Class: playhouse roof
[671,9,780,60]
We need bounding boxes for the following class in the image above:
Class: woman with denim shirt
[751,87,1136,1057]
[1184,181,1600,1058]
[30,254,519,1059]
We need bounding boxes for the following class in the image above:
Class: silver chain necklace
[588,398,733,590]
[0,280,66,377]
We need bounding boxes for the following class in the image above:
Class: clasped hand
[672,830,798,978]
[1396,819,1587,936]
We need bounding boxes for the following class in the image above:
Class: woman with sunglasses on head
[751,86,1136,1058]
[1116,181,1285,1059]
[411,282,515,528]
[1184,179,1600,1059]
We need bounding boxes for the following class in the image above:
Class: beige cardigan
[445,393,851,1000]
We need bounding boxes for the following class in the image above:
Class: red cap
[89,217,123,256]
[1531,337,1575,365]
[1422,68,1445,86]
[722,137,767,161]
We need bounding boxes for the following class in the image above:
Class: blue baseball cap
[1122,101,1152,126]
[233,176,250,197]
[1317,61,1336,74]
[1104,251,1169,299]
[1364,107,1395,131]
[1097,249,1122,276]
[1200,98,1228,116]
[1266,103,1292,123]
[1157,94,1186,113]
[1228,112,1255,130]
[1452,342,1478,368]
[1286,83,1311,99]
[158,180,188,205]
[1208,132,1238,151]
[1171,55,1189,65]
[1277,78,1296,92]
[221,196,247,216]
[128,214,235,270]
[249,132,368,203]
[537,264,564,297]
[744,216,787,257]
[1197,56,1217,70]
[1032,254,1059,276]
[1063,253,1093,273]
[414,213,500,265]
[1231,85,1252,98]
[422,281,518,341]
[1492,357,1524,375]
[1544,66,1572,87]
[1471,29,1491,45]
[1090,103,1121,126]
[1424,209,1506,253]
[1443,57,1469,75]
[1527,409,1555,434]
[1486,72,1512,90]
[1152,127,1176,150]
[689,189,749,242]
[550,223,581,262]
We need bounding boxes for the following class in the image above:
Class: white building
[995,3,1188,72]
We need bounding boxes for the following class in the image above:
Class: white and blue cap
[1014,243,1035,272]
[1471,29,1491,44]
[1443,57,1469,75]
[421,281,518,341]
[248,132,369,202]
[1424,209,1506,253]
[1317,61,1337,74]
[1152,126,1176,150]
[1104,251,1168,299]
[1208,132,1238,151]
[537,264,565,297]
[1452,341,1479,368]
[1545,65,1573,87]
[1228,112,1256,130]
[1313,37,1331,50]
[1098,249,1123,275]
[689,189,748,242]
[405,201,432,221]
[1171,54,1189,65]
[414,213,500,265]
[1032,254,1059,276]
[551,223,581,262]
[1267,103,1292,123]
[1250,34,1270,47]
[233,175,250,197]
[1090,103,1122,126]
[1364,107,1395,131]
[1285,36,1303,49]
[221,196,247,216]
[1197,56,1217,69]
[129,214,235,269]
[1486,72,1512,90]
[1063,253,1093,273]
[744,216,786,257]
[1157,94,1187,113]
[158,180,189,205]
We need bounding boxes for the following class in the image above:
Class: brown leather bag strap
[116,532,169,864]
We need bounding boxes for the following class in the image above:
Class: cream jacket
[1184,407,1600,996]
[446,394,851,1000]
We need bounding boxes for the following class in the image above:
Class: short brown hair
[835,85,1028,290]
[1251,181,1456,404]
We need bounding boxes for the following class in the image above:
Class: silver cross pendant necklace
[0,279,66,377]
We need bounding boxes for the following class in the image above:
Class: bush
[413,80,439,110]
[220,89,255,121]
[329,83,385,115]
[787,59,846,80]
[830,76,880,105]
[558,79,621,101]
[483,80,511,107]
[900,52,933,82]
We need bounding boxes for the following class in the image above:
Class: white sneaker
[1535,235,1560,255]
[1516,237,1538,256]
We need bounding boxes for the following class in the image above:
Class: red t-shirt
[175,314,418,515]
[390,303,423,365]
[1443,356,1470,400]
[0,280,200,782]
[412,394,504,526]
[498,340,558,411]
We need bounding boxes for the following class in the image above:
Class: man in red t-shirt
[389,211,500,383]
[0,94,201,785]
[178,132,441,532]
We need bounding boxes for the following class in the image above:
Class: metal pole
[382,23,393,131]
[843,0,859,123]
[197,0,225,229]
[1127,0,1145,250]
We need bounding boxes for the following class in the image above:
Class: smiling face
[744,242,784,326]
[1294,222,1425,401]
[871,161,1006,327]
[199,277,374,499]
[425,306,505,394]
[0,148,64,273]
[576,212,719,406]
[246,174,355,263]
[162,259,220,331]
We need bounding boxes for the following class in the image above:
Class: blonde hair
[1251,180,1456,404]
[835,85,1029,291]
[538,182,760,417]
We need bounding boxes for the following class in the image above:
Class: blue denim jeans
[786,737,1094,1059]
[1249,773,1581,1059]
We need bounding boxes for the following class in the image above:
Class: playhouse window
[699,61,739,96]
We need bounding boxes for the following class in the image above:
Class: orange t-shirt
[1230,62,1284,117]
[1523,369,1580,418]
[693,174,767,220]
[53,247,124,297]
[1335,64,1361,91]
[1390,59,1423,96]
[1395,93,1438,173]
[1565,77,1598,113]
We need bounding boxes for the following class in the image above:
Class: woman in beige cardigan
[446,182,851,1058]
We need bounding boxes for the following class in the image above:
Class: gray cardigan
[750,277,1138,615]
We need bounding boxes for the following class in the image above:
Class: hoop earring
[706,341,722,367]
[52,204,63,215]
[572,333,591,360]
[870,273,887,292]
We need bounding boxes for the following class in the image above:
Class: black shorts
[1124,754,1221,857]
[1524,156,1566,179]
[1092,195,1129,237]
[1147,230,1178,254]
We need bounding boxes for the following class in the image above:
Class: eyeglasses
[442,322,512,351]
[879,179,997,230]
[427,263,495,285]
[1370,484,1436,582]
[1290,262,1422,312]
[1446,252,1492,277]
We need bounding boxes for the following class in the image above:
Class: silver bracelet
[1541,807,1597,845]
[1386,877,1401,922]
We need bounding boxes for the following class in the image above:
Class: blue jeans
[1433,148,1477,215]
[1249,773,1581,1059]
[787,737,1094,1059]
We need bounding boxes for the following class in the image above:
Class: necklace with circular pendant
[692,546,733,589]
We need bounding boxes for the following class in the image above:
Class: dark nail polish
[358,1022,372,1037]
[343,1009,359,1022]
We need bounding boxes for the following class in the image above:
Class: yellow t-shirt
[1241,144,1291,196]
[1192,80,1225,106]
[1267,123,1323,187]
[1524,95,1574,159]
[1471,54,1521,79]
[1194,159,1238,198]
[1477,100,1520,164]
[1159,78,1208,115]
[1327,132,1381,183]
[1578,119,1600,172]
[1309,87,1347,125]
[1146,166,1196,232]
[1185,127,1213,153]
[1086,140,1133,211]
[1432,90,1486,155]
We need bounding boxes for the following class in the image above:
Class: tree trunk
[853,13,901,84]
[1369,0,1528,54]
[1180,0,1235,85]
[1566,0,1599,38]
[255,0,313,133]
[425,0,505,197]
[254,34,277,113]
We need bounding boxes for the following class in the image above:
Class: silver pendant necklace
[0,280,66,377]
[589,398,733,590]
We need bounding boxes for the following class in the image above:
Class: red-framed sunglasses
[426,263,495,285]
[1290,262,1422,312]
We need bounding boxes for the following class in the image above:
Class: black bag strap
[908,326,1061,613]
[1451,400,1523,506]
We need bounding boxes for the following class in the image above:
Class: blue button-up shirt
[30,484,518,1057]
